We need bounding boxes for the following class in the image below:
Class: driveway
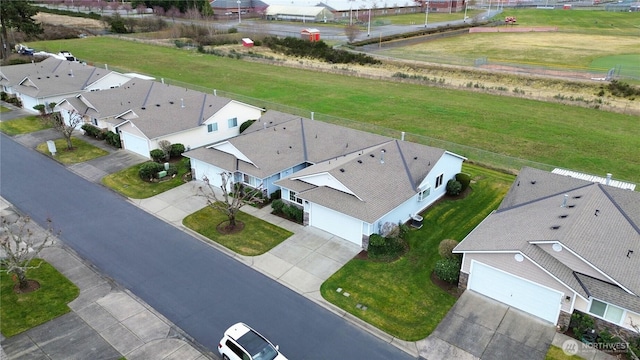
[418,290,557,360]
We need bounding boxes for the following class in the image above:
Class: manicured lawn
[36,137,108,164]
[183,206,293,256]
[374,10,484,25]
[0,105,11,113]
[320,164,514,340]
[27,37,640,183]
[546,345,585,360]
[500,9,640,35]
[0,115,52,135]
[0,260,79,337]
[101,159,189,199]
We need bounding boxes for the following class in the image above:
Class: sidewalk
[0,197,215,360]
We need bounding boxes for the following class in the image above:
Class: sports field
[28,36,640,184]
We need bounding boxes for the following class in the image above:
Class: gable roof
[58,78,260,139]
[278,139,447,222]
[0,57,113,98]
[456,167,640,300]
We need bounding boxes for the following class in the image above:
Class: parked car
[218,322,288,360]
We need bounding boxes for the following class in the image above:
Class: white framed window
[289,190,303,204]
[418,186,431,201]
[207,123,218,132]
[435,174,444,188]
[242,173,259,187]
[228,117,238,128]
[589,299,624,324]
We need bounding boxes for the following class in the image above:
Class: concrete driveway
[418,290,557,360]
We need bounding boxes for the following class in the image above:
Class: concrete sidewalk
[0,197,215,360]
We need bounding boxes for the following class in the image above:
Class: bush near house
[138,162,164,180]
[438,239,459,259]
[446,179,463,196]
[170,143,185,157]
[150,149,165,162]
[104,131,121,148]
[81,123,105,139]
[434,257,461,284]
[367,233,406,261]
[455,173,472,191]
[271,200,303,224]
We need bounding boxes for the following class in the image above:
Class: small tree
[46,110,83,150]
[446,179,463,196]
[158,140,172,160]
[0,215,57,291]
[199,172,262,230]
[344,24,360,42]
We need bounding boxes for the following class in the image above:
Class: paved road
[0,134,414,359]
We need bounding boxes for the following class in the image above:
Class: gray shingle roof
[576,273,640,314]
[0,57,112,98]
[456,167,640,302]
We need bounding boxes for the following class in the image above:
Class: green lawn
[183,206,293,256]
[26,38,640,184]
[320,164,514,340]
[546,345,585,360]
[0,105,11,113]
[101,159,189,199]
[0,260,79,337]
[0,115,52,135]
[500,8,640,35]
[36,137,108,164]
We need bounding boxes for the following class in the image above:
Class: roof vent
[340,168,345,172]
[380,149,385,164]
[567,205,575,208]
[156,104,160,107]
[628,250,634,258]
[370,154,375,158]
[606,173,612,185]
[141,107,146,110]
[180,98,184,108]
[559,214,568,218]
[594,209,600,216]
[551,225,561,230]
[573,195,582,199]
[561,194,568,207]
[169,101,174,104]
[531,180,537,185]
[357,160,362,164]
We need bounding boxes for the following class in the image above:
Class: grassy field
[0,115,51,135]
[102,160,189,199]
[321,164,514,340]
[26,37,640,183]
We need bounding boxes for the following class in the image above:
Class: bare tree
[614,319,639,360]
[45,110,83,150]
[0,215,57,291]
[345,24,360,42]
[199,173,262,230]
[166,6,181,22]
[136,3,146,17]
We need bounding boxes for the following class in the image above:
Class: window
[243,173,259,187]
[589,299,624,324]
[289,190,303,204]
[418,186,431,201]
[226,340,248,359]
[435,174,444,188]
[207,123,218,132]
[228,117,238,128]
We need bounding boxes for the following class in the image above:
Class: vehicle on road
[218,322,288,360]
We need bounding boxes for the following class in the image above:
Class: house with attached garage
[55,78,263,158]
[0,57,136,112]
[185,110,466,247]
[454,167,640,335]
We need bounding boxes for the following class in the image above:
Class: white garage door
[310,204,362,245]
[121,132,149,158]
[190,159,227,189]
[468,261,562,323]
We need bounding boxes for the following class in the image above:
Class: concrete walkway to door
[417,290,557,360]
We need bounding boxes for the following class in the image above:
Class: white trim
[588,298,626,325]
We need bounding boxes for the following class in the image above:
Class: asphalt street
[0,133,414,359]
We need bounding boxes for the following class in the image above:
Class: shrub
[455,173,471,191]
[271,199,285,214]
[434,258,461,284]
[33,104,46,116]
[170,143,185,158]
[270,189,281,201]
[570,311,595,337]
[166,164,178,177]
[239,119,256,134]
[368,234,405,261]
[138,162,164,180]
[283,204,303,223]
[81,123,102,138]
[438,239,459,259]
[150,149,165,162]
[104,131,121,148]
[446,179,463,196]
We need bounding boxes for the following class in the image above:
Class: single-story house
[55,78,263,158]
[454,167,640,335]
[0,57,135,113]
[185,110,465,247]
